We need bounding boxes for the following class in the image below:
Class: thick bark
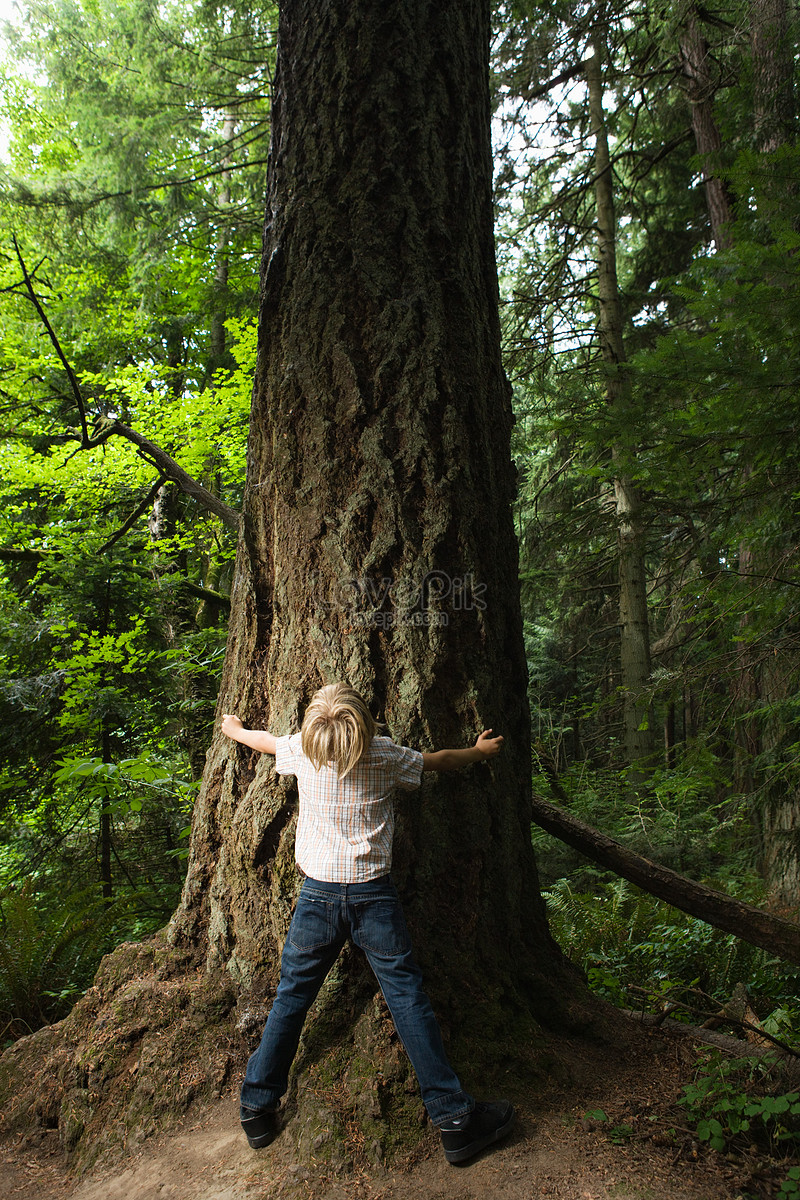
[168,0,579,1133]
[679,9,734,248]
[587,43,654,773]
[530,791,800,966]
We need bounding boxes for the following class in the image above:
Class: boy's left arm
[421,729,503,773]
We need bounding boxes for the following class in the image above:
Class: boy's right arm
[221,714,277,755]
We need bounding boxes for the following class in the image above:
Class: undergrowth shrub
[532,743,753,890]
[543,875,800,1039]
[679,1050,800,1156]
[533,752,800,1044]
[0,878,163,1044]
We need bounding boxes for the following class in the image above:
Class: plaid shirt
[274,734,423,882]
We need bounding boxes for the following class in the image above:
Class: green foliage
[780,1166,800,1200]
[679,1052,800,1154]
[0,0,259,1043]
[581,1107,634,1144]
[52,749,197,822]
[0,879,118,1042]
[543,871,800,1029]
[533,745,750,889]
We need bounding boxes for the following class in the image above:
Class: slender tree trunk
[684,685,693,742]
[165,323,185,401]
[679,13,761,803]
[100,720,114,905]
[149,484,211,779]
[587,39,654,774]
[743,0,797,910]
[679,7,734,248]
[664,701,676,769]
[208,112,237,379]
[167,0,579,1138]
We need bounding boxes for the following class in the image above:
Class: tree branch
[11,234,90,444]
[96,475,167,555]
[103,422,240,530]
[176,580,232,609]
[531,788,800,966]
[6,244,241,531]
[519,59,589,103]
[8,158,271,213]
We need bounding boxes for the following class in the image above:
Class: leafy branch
[6,237,241,532]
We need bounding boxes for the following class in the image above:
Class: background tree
[494,0,800,917]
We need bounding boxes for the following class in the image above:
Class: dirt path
[0,1027,783,1199]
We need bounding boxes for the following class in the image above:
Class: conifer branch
[519,59,589,102]
[7,158,271,213]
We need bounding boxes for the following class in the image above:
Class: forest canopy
[1,0,799,1051]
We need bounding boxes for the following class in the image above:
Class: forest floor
[1,1016,797,1200]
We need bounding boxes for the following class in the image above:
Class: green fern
[0,880,115,1040]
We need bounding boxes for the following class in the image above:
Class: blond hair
[300,683,377,778]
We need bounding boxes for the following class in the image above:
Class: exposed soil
[3,1018,796,1200]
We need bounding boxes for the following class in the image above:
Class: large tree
[169,0,576,1104]
[2,0,581,1167]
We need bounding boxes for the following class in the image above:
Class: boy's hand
[221,714,243,739]
[475,729,504,759]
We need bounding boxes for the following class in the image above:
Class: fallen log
[530,790,800,967]
[622,1010,785,1058]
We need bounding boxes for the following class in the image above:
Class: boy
[221,683,514,1165]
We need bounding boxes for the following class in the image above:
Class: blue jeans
[240,876,474,1126]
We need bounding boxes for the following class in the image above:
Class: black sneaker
[240,1106,280,1149]
[440,1100,515,1164]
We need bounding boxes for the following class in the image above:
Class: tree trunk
[100,724,113,904]
[587,39,654,775]
[167,0,579,1140]
[208,111,237,379]
[741,0,797,910]
[750,0,794,153]
[678,14,760,816]
[679,8,734,248]
[664,701,676,769]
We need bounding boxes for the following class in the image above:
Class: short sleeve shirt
[273,734,423,882]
